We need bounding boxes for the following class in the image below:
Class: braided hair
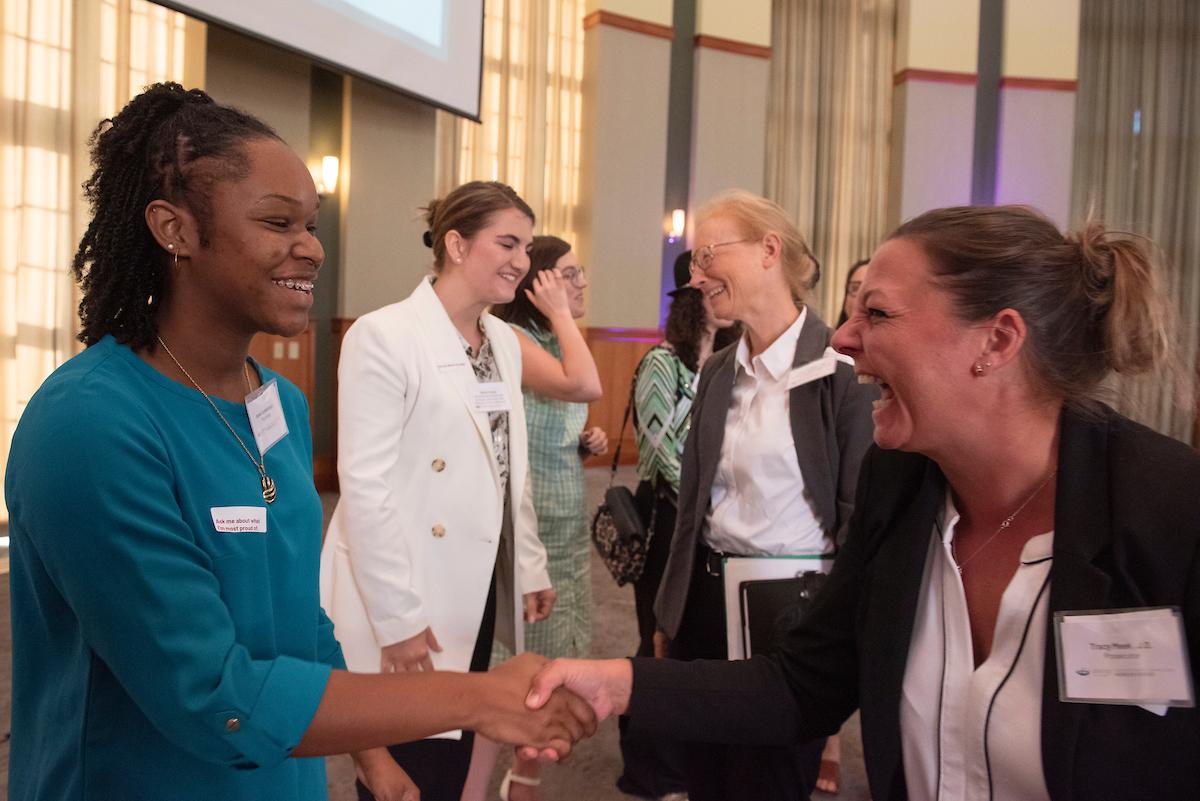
[72,82,281,348]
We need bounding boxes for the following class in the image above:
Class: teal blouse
[6,336,342,801]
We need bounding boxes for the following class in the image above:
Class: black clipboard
[738,572,827,658]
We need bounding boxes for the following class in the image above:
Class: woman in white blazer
[320,181,556,801]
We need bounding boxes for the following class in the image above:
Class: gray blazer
[653,311,879,639]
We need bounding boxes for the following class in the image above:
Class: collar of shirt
[456,319,489,360]
[734,306,807,382]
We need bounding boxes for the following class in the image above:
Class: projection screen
[157,0,484,120]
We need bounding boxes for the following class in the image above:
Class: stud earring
[167,243,179,267]
[973,362,985,375]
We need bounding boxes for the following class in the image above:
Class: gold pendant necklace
[953,469,1056,573]
[157,336,277,504]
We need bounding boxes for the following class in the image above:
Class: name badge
[470,381,512,413]
[1055,606,1195,713]
[245,378,289,455]
[211,506,268,533]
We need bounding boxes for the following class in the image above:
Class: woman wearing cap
[320,181,560,800]
[647,191,878,801]
[529,204,1200,801]
[613,249,737,800]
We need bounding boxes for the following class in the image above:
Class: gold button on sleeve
[432,524,446,538]
[432,458,446,472]
[225,717,240,732]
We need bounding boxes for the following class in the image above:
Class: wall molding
[999,76,1078,92]
[583,10,673,40]
[894,68,977,86]
[694,34,771,60]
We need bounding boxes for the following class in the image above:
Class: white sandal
[498,769,541,801]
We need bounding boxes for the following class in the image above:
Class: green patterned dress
[491,323,591,663]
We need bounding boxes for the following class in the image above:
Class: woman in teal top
[464,236,606,800]
[5,84,593,801]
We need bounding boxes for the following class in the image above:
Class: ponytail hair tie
[422,230,434,248]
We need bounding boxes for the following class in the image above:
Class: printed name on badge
[211,506,268,534]
[245,378,289,455]
[470,381,512,413]
[1055,606,1195,711]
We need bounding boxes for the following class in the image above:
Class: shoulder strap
[609,345,665,484]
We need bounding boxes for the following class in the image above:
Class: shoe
[499,769,541,801]
[816,758,840,795]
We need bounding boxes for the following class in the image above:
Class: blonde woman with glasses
[646,190,877,801]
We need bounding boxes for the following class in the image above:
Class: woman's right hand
[472,653,598,760]
[525,269,572,322]
[381,627,443,673]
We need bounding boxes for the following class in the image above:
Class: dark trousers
[617,482,688,798]
[356,569,498,801]
[669,545,823,801]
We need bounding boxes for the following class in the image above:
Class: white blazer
[320,277,550,681]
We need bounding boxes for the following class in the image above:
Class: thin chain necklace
[157,336,277,504]
[952,470,1056,573]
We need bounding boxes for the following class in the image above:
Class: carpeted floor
[0,467,868,800]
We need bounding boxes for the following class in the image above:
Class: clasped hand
[512,656,633,761]
[475,653,598,760]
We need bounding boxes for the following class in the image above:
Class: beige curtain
[0,0,203,525]
[434,0,586,241]
[765,0,895,322]
[1071,0,1200,444]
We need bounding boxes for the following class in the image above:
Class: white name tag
[1055,606,1195,712]
[245,378,289,455]
[470,381,512,413]
[211,506,268,533]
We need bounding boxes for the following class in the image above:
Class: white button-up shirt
[703,308,827,556]
[901,491,1053,801]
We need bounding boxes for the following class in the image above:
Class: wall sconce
[665,208,686,242]
[313,155,340,195]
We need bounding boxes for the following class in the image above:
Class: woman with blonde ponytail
[525,205,1200,801]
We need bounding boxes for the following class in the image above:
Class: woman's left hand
[579,426,608,456]
[524,588,557,622]
[354,747,420,801]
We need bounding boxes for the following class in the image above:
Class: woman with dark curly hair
[4,83,593,801]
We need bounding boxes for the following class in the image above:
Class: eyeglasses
[691,238,823,289]
[690,240,754,274]
[559,266,587,288]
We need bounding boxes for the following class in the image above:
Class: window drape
[1,0,203,524]
[764,0,895,323]
[1071,0,1200,444]
[434,0,586,242]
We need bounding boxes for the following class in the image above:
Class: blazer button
[226,717,240,732]
[432,524,446,538]
[432,458,446,472]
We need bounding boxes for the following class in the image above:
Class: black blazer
[630,404,1200,801]
[652,311,878,639]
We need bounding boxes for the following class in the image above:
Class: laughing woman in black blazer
[528,205,1200,801]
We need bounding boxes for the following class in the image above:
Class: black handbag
[591,381,651,586]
